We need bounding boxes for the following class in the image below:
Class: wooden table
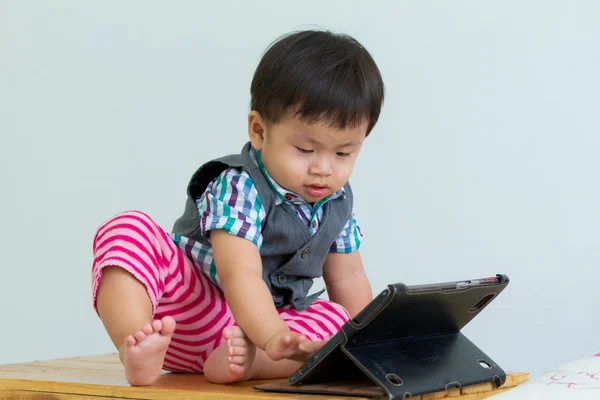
[0,353,529,399]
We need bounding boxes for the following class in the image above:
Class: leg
[96,267,175,386]
[93,211,245,383]
[94,211,350,384]
[203,298,350,383]
[92,211,180,385]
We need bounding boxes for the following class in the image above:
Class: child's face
[249,108,368,203]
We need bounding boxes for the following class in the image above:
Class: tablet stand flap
[342,331,506,399]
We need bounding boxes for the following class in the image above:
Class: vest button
[301,247,311,259]
[277,274,287,284]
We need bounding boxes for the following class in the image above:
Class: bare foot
[265,331,328,362]
[121,316,176,386]
[203,326,257,384]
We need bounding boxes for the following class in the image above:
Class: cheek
[273,150,305,178]
[287,155,308,177]
[335,161,355,182]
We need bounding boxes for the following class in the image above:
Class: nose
[309,156,333,177]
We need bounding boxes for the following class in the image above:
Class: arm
[197,168,284,350]
[323,250,372,318]
[211,230,325,360]
[199,169,326,360]
[210,229,288,350]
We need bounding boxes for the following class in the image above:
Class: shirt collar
[249,146,345,206]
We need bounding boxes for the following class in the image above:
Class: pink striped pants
[91,211,350,373]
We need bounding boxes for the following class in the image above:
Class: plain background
[1,1,599,377]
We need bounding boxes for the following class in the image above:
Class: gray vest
[172,142,353,310]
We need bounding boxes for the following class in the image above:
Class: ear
[248,111,268,150]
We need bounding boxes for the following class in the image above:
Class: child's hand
[264,331,328,362]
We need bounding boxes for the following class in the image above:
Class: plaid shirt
[171,147,363,285]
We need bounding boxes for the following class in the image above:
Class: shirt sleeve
[196,167,266,249]
[329,213,363,253]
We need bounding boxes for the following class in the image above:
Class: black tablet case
[255,274,509,399]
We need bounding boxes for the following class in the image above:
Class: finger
[283,335,306,354]
[299,339,327,354]
[290,333,307,343]
[276,335,293,352]
[284,333,305,347]
[281,335,292,346]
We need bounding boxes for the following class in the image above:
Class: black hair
[250,30,384,135]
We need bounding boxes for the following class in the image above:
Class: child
[92,29,385,386]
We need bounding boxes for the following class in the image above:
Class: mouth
[305,184,329,197]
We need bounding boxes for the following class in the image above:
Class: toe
[229,355,246,365]
[151,319,162,332]
[134,330,147,342]
[125,335,136,346]
[222,327,234,340]
[161,316,176,335]
[229,363,245,375]
[229,346,247,357]
[141,323,153,335]
[224,325,245,339]
[229,338,248,348]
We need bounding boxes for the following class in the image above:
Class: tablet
[287,274,510,397]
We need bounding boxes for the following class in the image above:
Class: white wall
[1,0,599,377]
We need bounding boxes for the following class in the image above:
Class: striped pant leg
[278,298,351,341]
[91,210,235,373]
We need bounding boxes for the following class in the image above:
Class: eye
[336,152,351,158]
[295,146,313,154]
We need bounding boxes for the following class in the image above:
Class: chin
[306,193,329,203]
